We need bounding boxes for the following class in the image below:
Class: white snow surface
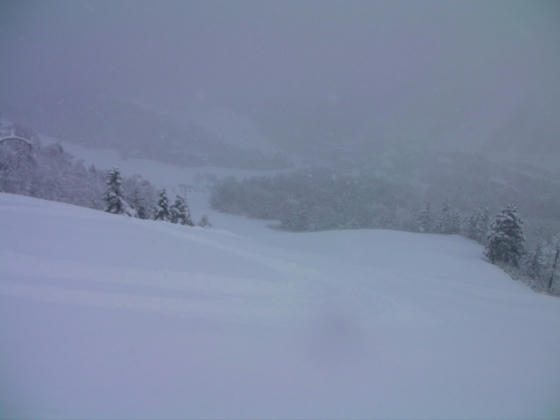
[1,192,560,419]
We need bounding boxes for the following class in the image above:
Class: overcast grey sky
[1,0,559,154]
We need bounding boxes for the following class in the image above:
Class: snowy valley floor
[1,192,560,419]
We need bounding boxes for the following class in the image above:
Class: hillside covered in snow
[2,1,560,418]
[1,193,559,419]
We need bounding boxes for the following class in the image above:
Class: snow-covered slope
[1,193,559,419]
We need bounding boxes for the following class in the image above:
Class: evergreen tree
[104,168,124,214]
[527,241,548,283]
[103,168,137,217]
[437,202,460,234]
[153,189,170,221]
[485,205,525,267]
[169,194,194,226]
[130,189,147,219]
[467,206,489,244]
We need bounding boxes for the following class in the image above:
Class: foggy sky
[1,0,559,155]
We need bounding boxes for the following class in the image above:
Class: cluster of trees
[0,123,158,212]
[414,202,560,295]
[473,205,560,295]
[211,170,559,294]
[415,202,466,235]
[104,168,210,227]
[0,121,210,228]
[481,205,560,295]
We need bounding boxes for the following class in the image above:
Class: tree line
[103,167,210,227]
[211,170,559,295]
[0,121,210,228]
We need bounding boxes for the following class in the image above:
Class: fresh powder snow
[1,192,559,419]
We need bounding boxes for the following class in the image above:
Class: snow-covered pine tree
[485,205,525,267]
[153,189,170,221]
[169,195,194,226]
[527,242,547,280]
[467,206,489,244]
[104,168,124,214]
[130,189,147,219]
[104,168,137,217]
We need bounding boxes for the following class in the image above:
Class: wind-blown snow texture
[1,193,559,419]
